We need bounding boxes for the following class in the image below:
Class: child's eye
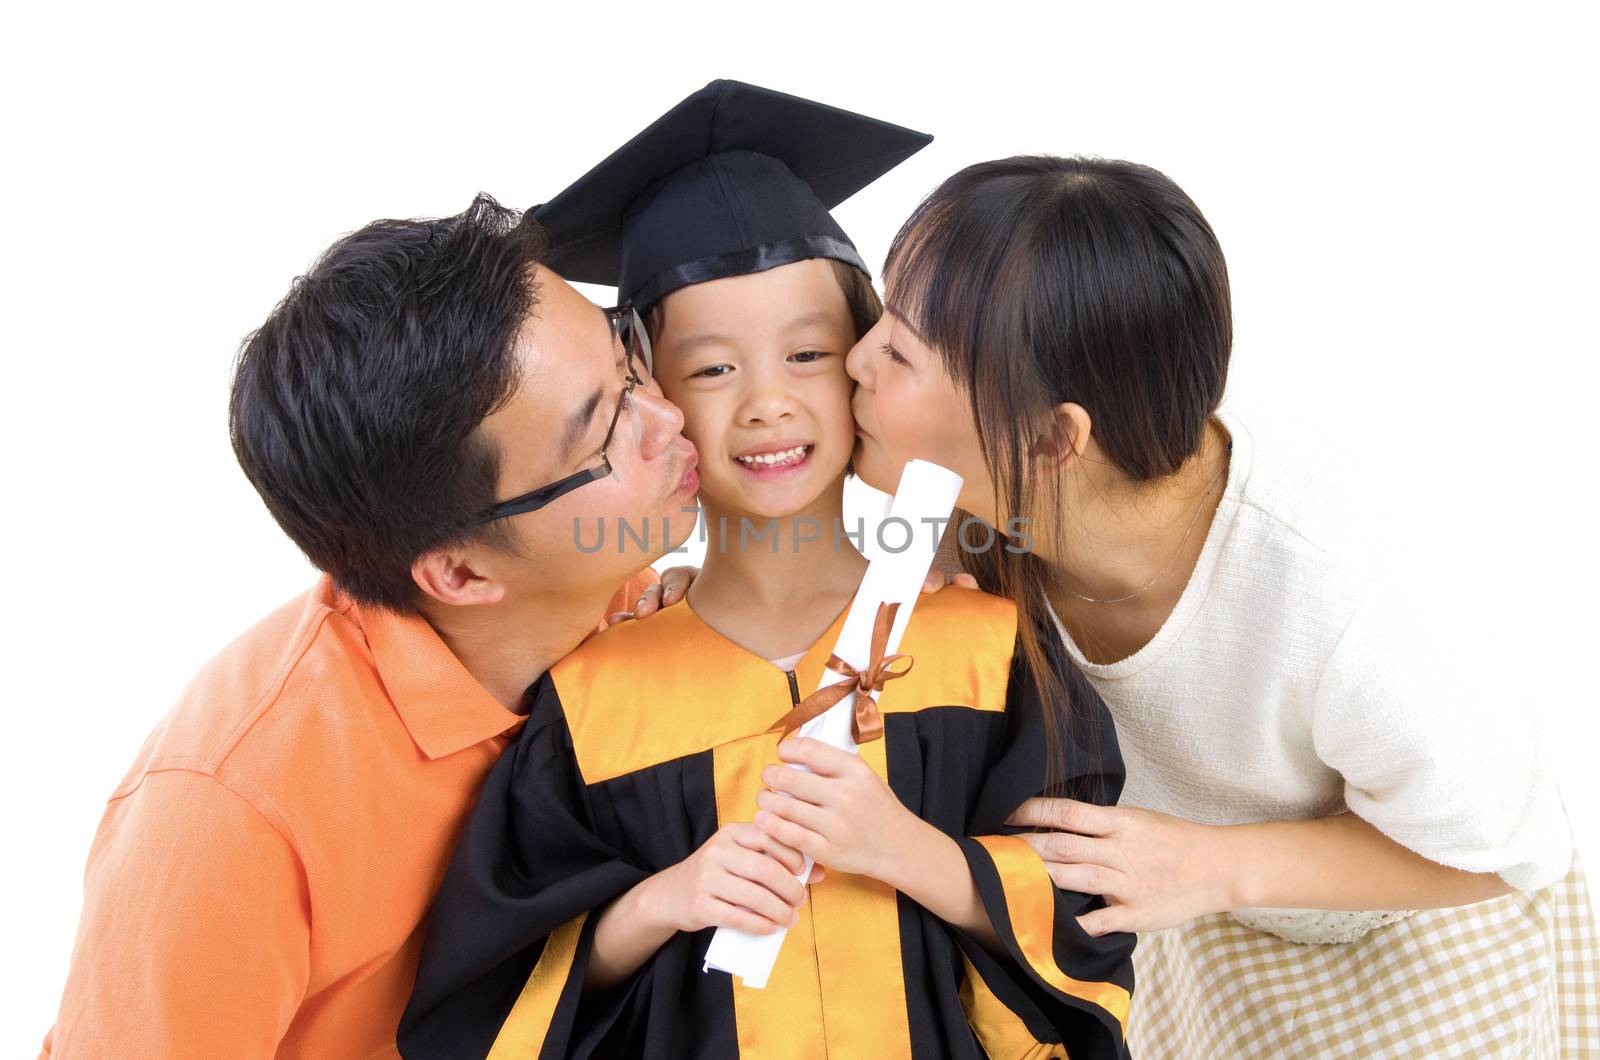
[789,350,830,364]
[691,364,732,379]
[880,342,908,366]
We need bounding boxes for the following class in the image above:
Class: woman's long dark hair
[886,156,1232,782]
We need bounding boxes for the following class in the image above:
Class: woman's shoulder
[1217,409,1384,603]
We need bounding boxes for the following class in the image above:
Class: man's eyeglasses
[475,304,653,524]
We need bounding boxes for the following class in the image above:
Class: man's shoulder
[110,578,367,799]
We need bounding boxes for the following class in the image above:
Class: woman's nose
[845,330,875,390]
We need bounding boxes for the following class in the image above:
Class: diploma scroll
[703,459,964,988]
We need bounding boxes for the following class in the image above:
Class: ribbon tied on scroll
[766,601,914,744]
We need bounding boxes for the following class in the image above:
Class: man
[40,195,697,1057]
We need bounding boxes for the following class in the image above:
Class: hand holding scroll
[650,822,826,936]
[755,738,923,881]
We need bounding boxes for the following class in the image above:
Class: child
[399,81,1135,1060]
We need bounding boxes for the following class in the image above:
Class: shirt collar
[346,588,525,760]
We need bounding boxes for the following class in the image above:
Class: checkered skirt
[1126,856,1598,1058]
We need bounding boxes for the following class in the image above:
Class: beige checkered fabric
[1127,856,1598,1058]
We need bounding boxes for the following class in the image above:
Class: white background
[3,1,1596,1051]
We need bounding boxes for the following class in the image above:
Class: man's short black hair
[230,193,551,611]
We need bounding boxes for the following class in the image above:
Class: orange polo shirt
[40,569,657,1060]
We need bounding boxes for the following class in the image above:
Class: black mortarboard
[534,80,932,312]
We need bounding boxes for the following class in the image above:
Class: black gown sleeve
[955,627,1138,1060]
[398,674,653,1060]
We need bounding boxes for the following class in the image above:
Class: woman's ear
[1029,402,1093,471]
[411,546,506,609]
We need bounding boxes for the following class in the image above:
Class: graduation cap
[533,79,932,312]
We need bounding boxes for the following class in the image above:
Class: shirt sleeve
[41,770,310,1059]
[1310,580,1572,892]
[955,634,1137,1060]
[399,674,653,1059]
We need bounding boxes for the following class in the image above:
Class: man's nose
[634,386,685,460]
[637,366,665,400]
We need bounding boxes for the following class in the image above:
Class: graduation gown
[399,588,1135,1059]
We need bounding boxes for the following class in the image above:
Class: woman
[846,155,1596,1057]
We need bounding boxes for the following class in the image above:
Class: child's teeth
[738,445,808,466]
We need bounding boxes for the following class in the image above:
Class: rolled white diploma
[702,459,965,988]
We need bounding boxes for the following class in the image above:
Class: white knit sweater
[1049,409,1572,934]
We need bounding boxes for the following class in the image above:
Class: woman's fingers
[1006,797,1118,837]
[1077,904,1136,938]
[1043,861,1126,898]
[920,568,980,593]
[1015,829,1118,870]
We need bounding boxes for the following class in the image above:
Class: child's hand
[753,738,922,883]
[644,823,824,936]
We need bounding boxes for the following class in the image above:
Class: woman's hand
[753,738,921,883]
[641,822,824,937]
[921,568,978,593]
[606,565,696,624]
[1005,797,1239,936]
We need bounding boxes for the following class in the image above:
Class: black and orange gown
[399,588,1135,1059]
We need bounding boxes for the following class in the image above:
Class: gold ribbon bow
[766,601,914,744]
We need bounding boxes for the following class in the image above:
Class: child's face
[650,259,858,520]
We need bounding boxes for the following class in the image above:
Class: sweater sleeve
[1309,580,1572,892]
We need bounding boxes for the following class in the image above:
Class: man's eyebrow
[551,303,627,463]
[560,387,605,463]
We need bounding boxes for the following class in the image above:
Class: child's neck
[688,479,868,660]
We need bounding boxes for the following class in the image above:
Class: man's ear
[1029,402,1093,471]
[411,545,506,609]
